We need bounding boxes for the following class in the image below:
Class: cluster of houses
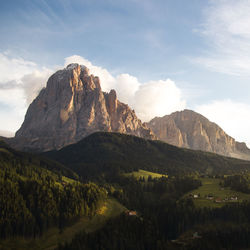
[189,193,238,203]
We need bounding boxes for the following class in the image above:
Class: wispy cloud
[193,0,250,77]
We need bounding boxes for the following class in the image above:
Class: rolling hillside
[44,132,250,178]
[0,139,108,240]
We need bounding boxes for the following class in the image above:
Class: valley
[2,133,250,249]
[2,0,250,248]
[1,64,250,249]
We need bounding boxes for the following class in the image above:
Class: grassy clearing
[0,198,126,250]
[124,169,168,181]
[184,178,250,208]
[55,175,79,189]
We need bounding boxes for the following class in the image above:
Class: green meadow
[124,169,168,181]
[185,178,250,208]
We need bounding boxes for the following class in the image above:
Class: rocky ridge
[11,64,155,152]
[147,110,250,160]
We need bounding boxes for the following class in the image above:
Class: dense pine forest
[0,139,107,239]
[2,133,250,249]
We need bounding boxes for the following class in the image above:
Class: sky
[0,0,250,146]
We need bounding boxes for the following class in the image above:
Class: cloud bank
[196,100,250,147]
[65,55,186,121]
[0,53,52,133]
[194,0,250,76]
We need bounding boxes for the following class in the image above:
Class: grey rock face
[147,109,250,160]
[13,64,155,151]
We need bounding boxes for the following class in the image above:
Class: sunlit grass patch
[124,169,168,181]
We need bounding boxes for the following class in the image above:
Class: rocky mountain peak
[147,109,250,160]
[12,64,155,152]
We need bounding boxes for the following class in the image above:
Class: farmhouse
[215,198,222,203]
[125,210,137,216]
[206,194,214,200]
[231,196,238,201]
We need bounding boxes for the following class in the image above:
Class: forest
[0,140,107,239]
[2,133,250,249]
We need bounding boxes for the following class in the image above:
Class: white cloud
[115,74,140,105]
[0,53,37,83]
[0,88,26,133]
[64,55,186,122]
[0,53,52,133]
[196,100,250,147]
[194,0,250,76]
[21,69,52,104]
[0,130,15,138]
[134,79,186,121]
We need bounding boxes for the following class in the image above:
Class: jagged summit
[5,63,250,160]
[147,109,250,160]
[12,64,155,152]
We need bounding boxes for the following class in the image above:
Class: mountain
[9,63,154,152]
[147,109,250,160]
[44,132,250,178]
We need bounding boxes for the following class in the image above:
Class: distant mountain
[9,64,154,152]
[44,132,250,178]
[147,109,250,160]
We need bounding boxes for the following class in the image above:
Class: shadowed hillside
[44,132,250,179]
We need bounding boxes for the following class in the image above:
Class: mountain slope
[0,140,107,239]
[44,132,250,178]
[10,64,154,152]
[147,109,250,160]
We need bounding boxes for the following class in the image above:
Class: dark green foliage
[57,214,169,250]
[0,143,107,238]
[57,175,202,250]
[0,139,77,180]
[184,223,250,250]
[223,174,250,193]
[45,132,250,180]
[59,181,250,250]
[3,133,250,249]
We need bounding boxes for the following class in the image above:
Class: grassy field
[124,169,168,181]
[184,178,250,208]
[0,198,126,250]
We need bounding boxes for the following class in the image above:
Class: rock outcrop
[147,109,250,160]
[11,64,155,152]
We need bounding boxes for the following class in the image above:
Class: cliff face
[13,64,155,152]
[147,109,250,160]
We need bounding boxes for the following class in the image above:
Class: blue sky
[1,0,250,146]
